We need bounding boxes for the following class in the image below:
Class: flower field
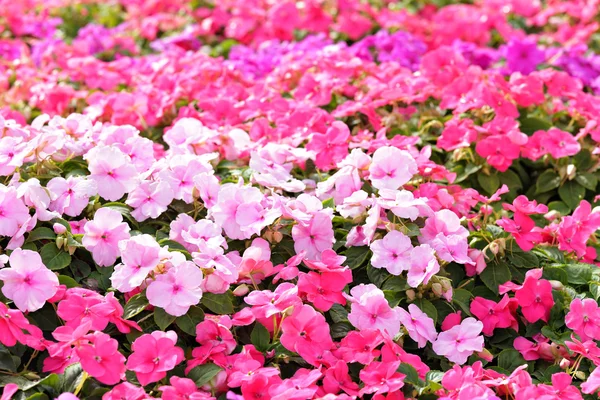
[2,0,600,399]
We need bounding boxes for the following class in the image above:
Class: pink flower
[110,234,162,293]
[306,121,350,171]
[160,376,209,400]
[539,128,581,159]
[0,185,30,237]
[432,317,484,364]
[280,304,333,360]
[85,145,138,201]
[298,270,350,312]
[322,360,359,396]
[470,295,518,336]
[245,282,302,319]
[101,382,147,400]
[57,289,112,331]
[292,211,335,260]
[0,249,58,312]
[126,331,184,386]
[359,361,405,396]
[475,135,520,172]
[82,207,131,266]
[370,230,413,275]
[146,261,203,316]
[346,284,401,336]
[126,180,174,222]
[77,332,126,385]
[582,367,600,394]
[514,271,554,323]
[397,304,438,348]
[565,298,600,341]
[368,146,417,190]
[0,302,43,347]
[337,329,383,364]
[47,176,97,217]
[407,244,440,288]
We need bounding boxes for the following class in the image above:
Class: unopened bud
[282,305,295,317]
[406,289,416,301]
[432,283,443,297]
[544,210,560,220]
[574,370,586,380]
[559,358,570,369]
[272,231,283,243]
[566,164,577,180]
[68,246,76,255]
[549,280,564,290]
[440,279,452,292]
[232,284,249,296]
[53,223,67,234]
[489,241,500,255]
[477,348,493,362]
[56,236,65,249]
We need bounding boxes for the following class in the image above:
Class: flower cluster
[1,1,600,400]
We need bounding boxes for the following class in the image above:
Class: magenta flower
[306,121,350,171]
[432,317,484,364]
[298,270,349,312]
[565,298,600,341]
[0,249,59,312]
[582,367,600,395]
[514,272,554,323]
[280,304,333,360]
[539,128,581,159]
[370,230,413,275]
[397,304,438,348]
[244,282,302,318]
[368,146,417,190]
[359,361,405,396]
[82,207,131,267]
[146,261,203,316]
[85,145,138,201]
[470,295,519,336]
[126,331,184,386]
[76,332,126,385]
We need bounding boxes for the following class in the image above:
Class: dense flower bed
[2,0,600,399]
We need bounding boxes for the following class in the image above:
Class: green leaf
[154,308,176,330]
[26,393,49,400]
[366,265,388,288]
[535,170,560,194]
[558,181,586,210]
[519,116,551,135]
[202,292,234,315]
[50,218,72,233]
[322,198,335,209]
[479,261,512,295]
[0,345,16,372]
[123,294,149,319]
[564,263,593,285]
[507,252,539,268]
[590,280,600,301]
[547,201,570,215]
[497,349,527,371]
[175,307,205,336]
[329,303,349,323]
[452,289,473,316]
[157,239,188,252]
[398,363,423,387]
[58,275,78,288]
[251,323,271,351]
[344,246,371,270]
[330,321,352,339]
[40,243,71,270]
[576,173,598,190]
[542,267,568,285]
[60,363,84,392]
[413,298,438,324]
[187,363,222,387]
[26,227,56,242]
[574,149,594,170]
[477,173,500,195]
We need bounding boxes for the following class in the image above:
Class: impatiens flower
[582,367,600,395]
[0,185,30,237]
[337,329,383,364]
[298,270,349,311]
[126,180,174,221]
[565,298,600,341]
[245,282,302,319]
[47,176,97,217]
[432,317,484,364]
[475,135,520,172]
[503,38,545,75]
[0,249,59,312]
[359,361,405,395]
[306,121,350,171]
[539,128,581,159]
[126,331,184,386]
[280,304,333,360]
[346,284,401,336]
[160,376,208,400]
[470,295,518,336]
[77,332,126,385]
[322,360,359,396]
[397,304,438,348]
[82,207,131,266]
[407,244,440,288]
[292,210,335,260]
[370,230,413,275]
[514,271,554,323]
[0,302,43,347]
[102,382,147,400]
[85,145,138,201]
[368,146,417,190]
[110,234,162,293]
[146,261,203,316]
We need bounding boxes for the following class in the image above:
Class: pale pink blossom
[146,261,203,316]
[85,145,138,201]
[82,208,131,267]
[432,317,484,364]
[368,146,418,190]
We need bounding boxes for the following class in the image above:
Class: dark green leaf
[40,243,71,270]
[251,323,271,351]
[574,149,594,170]
[576,173,597,190]
[479,261,512,294]
[175,307,205,336]
[497,349,527,371]
[154,308,176,330]
[398,363,423,387]
[558,181,586,210]
[542,267,568,285]
[507,252,539,268]
[547,201,570,215]
[477,173,500,195]
[519,116,551,135]
[329,304,349,323]
[344,246,371,270]
[123,294,149,319]
[202,292,234,315]
[58,275,78,288]
[60,363,84,392]
[26,227,56,242]
[452,289,473,316]
[413,298,438,324]
[564,263,593,285]
[330,321,352,339]
[0,345,16,372]
[535,170,560,194]
[187,363,222,387]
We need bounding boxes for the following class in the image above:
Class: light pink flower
[368,146,417,190]
[82,207,131,267]
[85,145,138,201]
[110,234,162,293]
[370,230,413,275]
[48,176,97,217]
[346,284,401,337]
[146,261,203,316]
[397,304,438,348]
[126,180,174,222]
[432,317,484,364]
[0,249,58,312]
[292,211,335,260]
[407,244,440,288]
[0,185,30,237]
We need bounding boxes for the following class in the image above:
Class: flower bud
[477,348,493,362]
[566,164,576,180]
[559,358,570,370]
[406,289,416,301]
[549,280,564,290]
[489,241,500,255]
[431,283,443,297]
[232,284,249,296]
[56,236,65,249]
[53,223,67,234]
[574,370,586,380]
[272,231,283,243]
